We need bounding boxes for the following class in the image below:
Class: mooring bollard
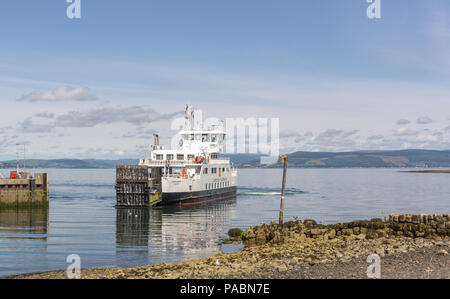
[279,155,288,225]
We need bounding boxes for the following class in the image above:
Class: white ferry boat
[138,105,237,206]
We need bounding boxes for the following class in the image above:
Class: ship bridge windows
[156,154,163,160]
[210,134,225,143]
[202,134,210,142]
[187,154,194,160]
[166,154,174,161]
[177,154,184,160]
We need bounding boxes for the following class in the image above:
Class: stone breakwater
[240,214,450,246]
[11,214,449,279]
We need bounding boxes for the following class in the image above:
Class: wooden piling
[279,155,288,225]
[115,165,150,207]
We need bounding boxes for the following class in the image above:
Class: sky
[1,0,450,160]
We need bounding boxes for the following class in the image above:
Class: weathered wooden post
[279,155,288,225]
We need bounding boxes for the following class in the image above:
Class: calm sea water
[0,168,449,277]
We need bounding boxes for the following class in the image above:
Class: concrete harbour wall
[0,173,49,208]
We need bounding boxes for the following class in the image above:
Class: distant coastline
[0,159,139,169]
[399,170,450,174]
[2,149,450,169]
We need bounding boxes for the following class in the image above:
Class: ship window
[189,134,194,141]
[177,154,184,160]
[195,134,201,141]
[222,168,225,172]
[187,154,194,160]
[211,135,217,142]
[211,168,216,174]
[202,134,210,142]
[203,168,208,174]
[156,154,163,160]
[189,185,192,191]
[166,154,174,160]
[205,184,208,190]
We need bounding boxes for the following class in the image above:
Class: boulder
[228,228,243,238]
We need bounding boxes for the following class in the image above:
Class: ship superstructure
[138,105,237,206]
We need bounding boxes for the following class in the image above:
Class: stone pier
[0,173,49,208]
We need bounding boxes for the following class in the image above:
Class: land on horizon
[2,149,450,169]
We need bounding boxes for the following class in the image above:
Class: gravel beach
[10,214,449,279]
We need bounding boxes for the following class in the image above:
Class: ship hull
[162,186,237,206]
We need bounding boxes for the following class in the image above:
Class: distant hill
[224,154,265,164]
[236,149,450,168]
[1,150,450,169]
[0,154,258,169]
[0,159,139,169]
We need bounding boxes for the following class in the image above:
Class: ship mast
[185,104,194,130]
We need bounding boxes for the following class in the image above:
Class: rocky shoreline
[10,214,450,279]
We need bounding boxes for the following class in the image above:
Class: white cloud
[416,117,433,125]
[53,106,182,128]
[396,119,410,125]
[17,86,98,102]
[394,128,418,137]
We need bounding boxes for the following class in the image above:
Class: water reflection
[0,207,49,276]
[115,199,237,266]
[116,207,150,248]
[0,207,49,240]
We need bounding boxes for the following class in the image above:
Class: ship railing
[162,173,201,180]
[140,159,201,167]
[140,158,230,167]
